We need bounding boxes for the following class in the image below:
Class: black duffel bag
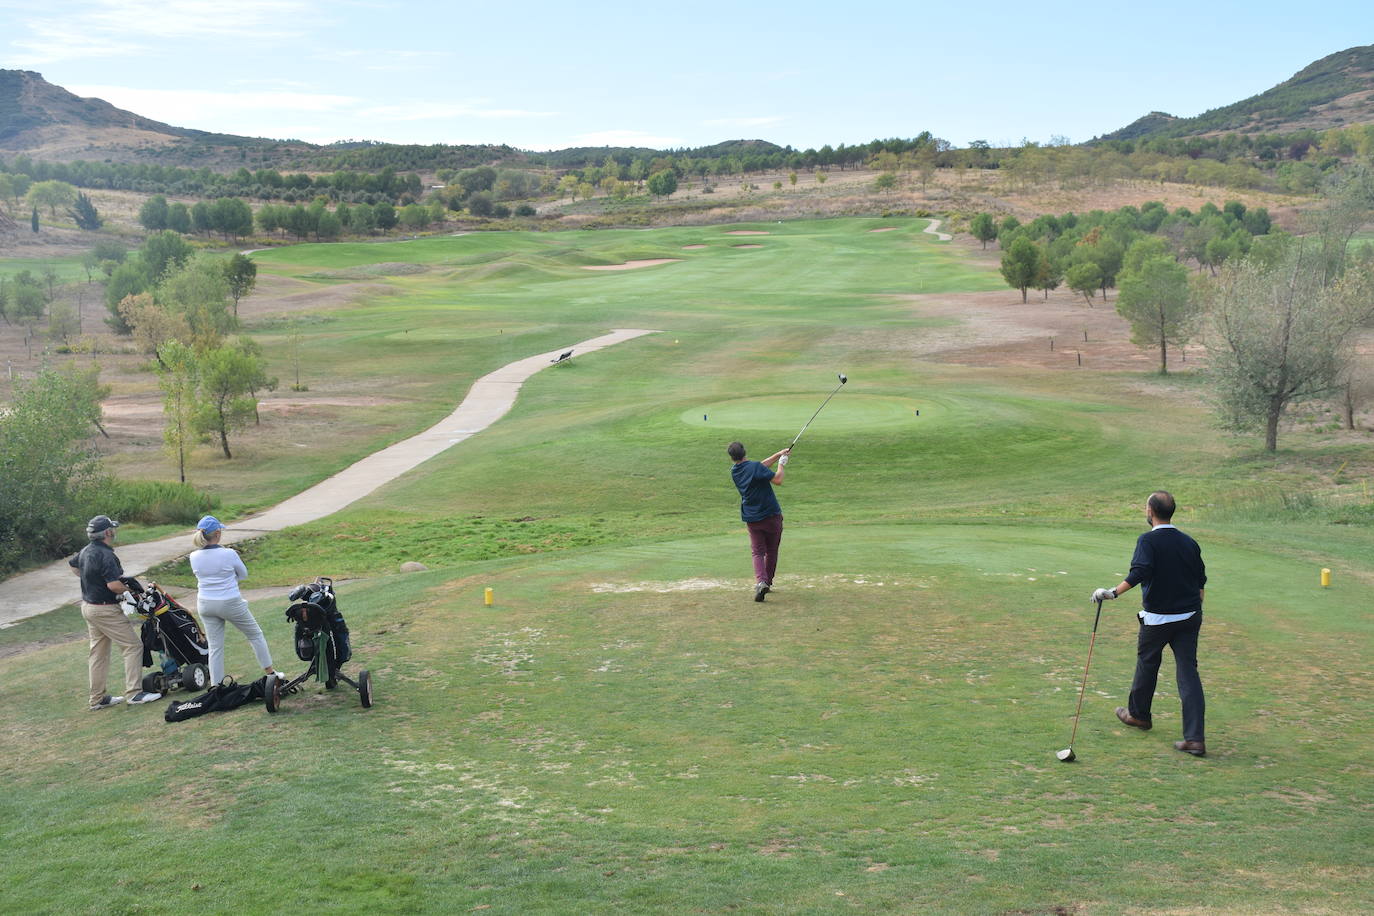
[164,676,268,722]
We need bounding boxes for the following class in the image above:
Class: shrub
[93,479,220,528]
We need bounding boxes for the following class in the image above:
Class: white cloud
[11,0,316,63]
[571,130,686,148]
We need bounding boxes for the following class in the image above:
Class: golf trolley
[264,577,373,714]
[119,578,212,695]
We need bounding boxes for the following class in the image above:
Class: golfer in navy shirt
[727,441,790,602]
[1092,490,1209,756]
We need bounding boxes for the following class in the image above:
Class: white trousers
[198,596,273,684]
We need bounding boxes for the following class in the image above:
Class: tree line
[987,165,1374,450]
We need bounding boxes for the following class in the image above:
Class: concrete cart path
[923,219,952,241]
[0,329,658,628]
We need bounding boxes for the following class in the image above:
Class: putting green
[682,394,935,432]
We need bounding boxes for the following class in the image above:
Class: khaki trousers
[82,602,143,706]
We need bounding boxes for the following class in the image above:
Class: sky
[4,1,1373,152]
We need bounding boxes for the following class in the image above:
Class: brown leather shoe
[1115,707,1152,730]
[1174,740,1206,757]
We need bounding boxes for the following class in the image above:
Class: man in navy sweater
[1092,491,1208,756]
[727,441,789,601]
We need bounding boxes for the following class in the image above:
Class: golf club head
[838,373,847,384]
[1056,747,1076,762]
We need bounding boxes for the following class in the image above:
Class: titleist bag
[164,676,268,722]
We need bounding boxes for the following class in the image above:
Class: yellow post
[1321,568,1331,588]
[484,587,494,606]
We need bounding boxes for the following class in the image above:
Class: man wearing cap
[189,515,280,684]
[68,516,162,709]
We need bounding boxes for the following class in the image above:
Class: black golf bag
[287,577,351,668]
[120,578,212,694]
[266,576,372,713]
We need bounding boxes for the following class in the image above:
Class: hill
[1099,44,1374,142]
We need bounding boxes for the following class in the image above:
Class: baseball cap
[86,515,119,537]
[196,515,225,533]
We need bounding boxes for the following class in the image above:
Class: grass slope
[2,218,1371,914]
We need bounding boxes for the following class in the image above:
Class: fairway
[3,218,1372,914]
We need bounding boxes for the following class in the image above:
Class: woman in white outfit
[189,515,281,684]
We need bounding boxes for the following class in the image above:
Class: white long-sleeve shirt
[189,545,248,600]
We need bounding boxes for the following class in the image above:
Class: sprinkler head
[838,373,848,384]
[1056,747,1076,762]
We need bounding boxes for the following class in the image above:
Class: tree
[1203,242,1374,451]
[104,259,152,330]
[191,200,214,236]
[69,192,102,230]
[157,339,201,483]
[194,343,264,459]
[375,202,397,233]
[1065,262,1102,305]
[1116,256,1196,374]
[399,203,431,231]
[141,230,194,280]
[466,193,494,217]
[210,198,253,240]
[157,255,234,349]
[0,365,105,571]
[26,180,75,217]
[1034,249,1064,300]
[224,255,257,319]
[167,202,192,234]
[873,172,897,192]
[139,195,170,231]
[31,207,38,233]
[969,213,998,249]
[120,292,192,363]
[999,237,1040,303]
[646,170,678,198]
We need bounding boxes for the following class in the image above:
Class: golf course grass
[2,218,1371,914]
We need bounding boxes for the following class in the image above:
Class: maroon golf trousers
[746,513,784,586]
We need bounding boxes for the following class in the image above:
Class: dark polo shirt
[731,459,781,523]
[69,540,124,604]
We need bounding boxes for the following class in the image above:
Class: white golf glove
[778,455,789,466]
[1091,587,1116,602]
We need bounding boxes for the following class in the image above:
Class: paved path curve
[923,219,952,242]
[0,329,658,628]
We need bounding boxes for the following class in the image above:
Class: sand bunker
[582,259,681,271]
[869,227,899,233]
[726,230,770,236]
[681,244,708,250]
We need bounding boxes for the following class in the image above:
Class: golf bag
[266,576,373,713]
[120,578,212,694]
[165,675,269,722]
[286,577,351,667]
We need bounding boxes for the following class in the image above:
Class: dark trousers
[745,514,784,585]
[1128,612,1205,742]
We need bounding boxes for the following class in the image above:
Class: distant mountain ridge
[0,69,198,143]
[1099,44,1374,142]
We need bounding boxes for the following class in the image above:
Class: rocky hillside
[1099,44,1374,142]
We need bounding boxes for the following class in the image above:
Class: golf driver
[789,373,847,451]
[1056,598,1104,763]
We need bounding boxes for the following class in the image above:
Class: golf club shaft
[790,381,846,450]
[1066,599,1104,749]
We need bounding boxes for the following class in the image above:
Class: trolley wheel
[182,664,210,692]
[142,673,163,694]
[264,675,281,714]
[358,670,373,708]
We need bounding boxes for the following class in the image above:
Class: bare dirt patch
[581,259,681,271]
[883,286,1204,372]
[731,244,764,249]
[681,244,708,250]
[868,227,900,233]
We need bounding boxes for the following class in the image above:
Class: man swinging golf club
[727,441,790,601]
[1091,490,1208,757]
